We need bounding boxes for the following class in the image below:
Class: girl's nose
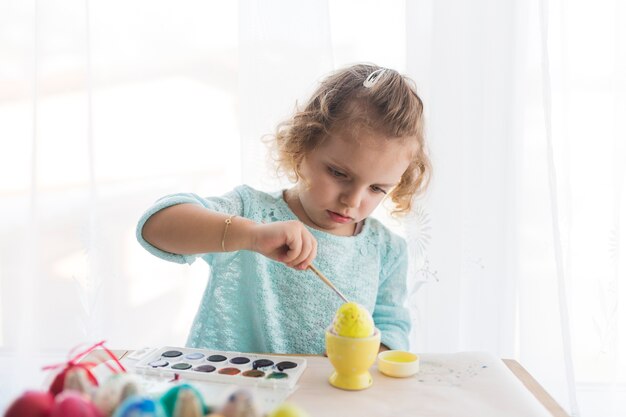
[340,187,363,209]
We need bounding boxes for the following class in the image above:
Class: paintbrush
[307,264,349,303]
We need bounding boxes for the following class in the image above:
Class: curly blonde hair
[271,63,431,216]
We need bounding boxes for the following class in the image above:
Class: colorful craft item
[93,374,141,416]
[218,389,259,417]
[63,368,94,395]
[50,391,103,417]
[159,384,209,417]
[4,390,55,417]
[44,341,126,397]
[172,389,203,417]
[112,396,166,417]
[331,302,374,338]
[267,402,309,417]
[133,347,306,390]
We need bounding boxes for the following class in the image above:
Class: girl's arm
[142,203,317,269]
[373,237,411,351]
[142,203,255,254]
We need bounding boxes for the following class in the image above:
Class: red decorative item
[4,390,54,417]
[43,341,126,397]
[48,367,99,398]
[50,391,103,417]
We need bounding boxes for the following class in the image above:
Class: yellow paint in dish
[382,351,418,363]
[377,350,420,378]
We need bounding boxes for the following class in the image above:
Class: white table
[90,350,570,417]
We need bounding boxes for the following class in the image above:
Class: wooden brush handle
[308,264,349,303]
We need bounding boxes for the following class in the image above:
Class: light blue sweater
[136,185,410,354]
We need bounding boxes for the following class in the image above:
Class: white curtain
[1,1,624,416]
[405,1,625,416]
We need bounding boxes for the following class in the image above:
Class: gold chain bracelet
[221,214,236,252]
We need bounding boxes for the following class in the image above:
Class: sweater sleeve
[373,236,411,350]
[136,188,245,266]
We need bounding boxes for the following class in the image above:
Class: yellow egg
[332,302,374,338]
[267,402,309,417]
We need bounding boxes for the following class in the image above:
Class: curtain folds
[0,1,624,416]
[405,1,625,416]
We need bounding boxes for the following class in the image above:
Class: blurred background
[0,0,624,416]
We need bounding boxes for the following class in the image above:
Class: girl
[137,64,431,354]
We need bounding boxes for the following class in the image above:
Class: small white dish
[377,350,420,378]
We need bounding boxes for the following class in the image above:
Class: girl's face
[289,127,415,236]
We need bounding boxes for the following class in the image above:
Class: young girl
[137,64,431,355]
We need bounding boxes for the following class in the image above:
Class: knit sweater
[136,185,410,354]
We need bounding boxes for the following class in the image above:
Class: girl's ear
[287,152,302,184]
[293,157,314,190]
[293,160,302,183]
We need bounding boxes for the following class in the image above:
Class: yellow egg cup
[325,326,381,391]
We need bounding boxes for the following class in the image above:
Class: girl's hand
[250,221,317,270]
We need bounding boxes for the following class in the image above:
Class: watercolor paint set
[128,346,307,390]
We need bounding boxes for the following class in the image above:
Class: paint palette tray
[130,346,307,390]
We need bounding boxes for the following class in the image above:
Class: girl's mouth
[327,210,352,223]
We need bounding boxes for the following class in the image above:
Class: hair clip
[363,68,387,88]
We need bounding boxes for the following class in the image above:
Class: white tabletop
[80,349,569,417]
[287,352,558,417]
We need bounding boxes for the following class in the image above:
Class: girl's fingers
[305,238,318,268]
[290,230,312,268]
[283,231,303,264]
[258,222,316,268]
[295,233,317,270]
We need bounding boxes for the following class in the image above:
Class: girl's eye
[370,186,387,194]
[328,167,346,178]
